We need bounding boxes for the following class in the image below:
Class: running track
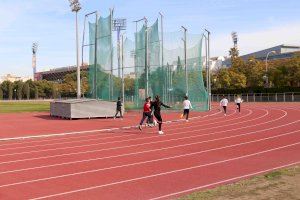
[0,103,299,199]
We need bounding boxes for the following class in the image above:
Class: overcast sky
[0,0,299,77]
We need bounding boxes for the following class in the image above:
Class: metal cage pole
[121,33,125,108]
[110,8,114,100]
[181,26,188,96]
[144,17,149,98]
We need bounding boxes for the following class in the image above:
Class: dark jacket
[151,100,170,113]
[116,100,122,110]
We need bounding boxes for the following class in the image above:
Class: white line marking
[149,161,300,200]
[0,109,249,157]
[29,141,300,200]
[1,122,299,188]
[0,108,272,163]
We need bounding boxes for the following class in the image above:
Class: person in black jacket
[151,95,171,134]
[114,97,123,119]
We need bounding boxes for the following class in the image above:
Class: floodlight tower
[68,0,82,99]
[113,18,127,78]
[231,31,238,49]
[32,42,38,80]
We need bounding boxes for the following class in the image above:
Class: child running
[139,98,152,131]
[234,95,243,113]
[150,95,171,135]
[220,95,229,116]
[180,96,192,122]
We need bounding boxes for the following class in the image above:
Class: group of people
[219,95,243,115]
[115,94,242,134]
[114,95,193,135]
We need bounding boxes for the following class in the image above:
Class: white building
[0,74,32,83]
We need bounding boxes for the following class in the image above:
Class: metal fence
[211,93,300,102]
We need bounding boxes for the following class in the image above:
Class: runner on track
[234,95,243,113]
[139,97,152,131]
[150,95,171,135]
[180,96,192,122]
[220,95,229,116]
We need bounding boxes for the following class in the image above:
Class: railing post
[292,93,294,102]
[246,94,248,102]
[275,93,277,102]
[284,93,286,102]
[260,93,262,102]
[253,93,256,102]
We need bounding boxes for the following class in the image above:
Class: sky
[0,0,300,77]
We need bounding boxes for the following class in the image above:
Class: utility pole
[181,26,188,96]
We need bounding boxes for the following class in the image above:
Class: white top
[183,100,192,109]
[235,97,243,103]
[220,98,228,107]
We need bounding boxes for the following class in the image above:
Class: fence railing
[211,93,300,102]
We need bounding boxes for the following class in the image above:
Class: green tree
[8,82,13,100]
[16,81,24,100]
[23,82,30,100]
[0,88,3,100]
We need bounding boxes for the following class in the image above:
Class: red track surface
[0,102,299,199]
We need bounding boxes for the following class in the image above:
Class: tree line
[211,48,300,93]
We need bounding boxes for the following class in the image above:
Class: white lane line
[0,110,231,152]
[0,109,223,148]
[1,122,299,188]
[0,112,295,179]
[149,161,300,200]
[0,109,245,156]
[0,110,222,142]
[0,109,258,158]
[0,108,277,165]
[29,141,300,200]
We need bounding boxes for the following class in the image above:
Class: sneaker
[186,120,189,122]
[158,131,164,135]
[138,125,142,131]
[224,114,227,116]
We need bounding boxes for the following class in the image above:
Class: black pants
[183,109,190,120]
[153,111,163,131]
[114,109,123,118]
[236,103,241,112]
[223,106,227,114]
[146,113,154,124]
[140,112,152,125]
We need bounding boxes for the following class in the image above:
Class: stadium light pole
[68,0,82,99]
[181,26,188,96]
[264,50,276,88]
[32,42,38,81]
[204,29,211,110]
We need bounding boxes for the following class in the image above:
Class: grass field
[0,101,50,113]
[179,165,300,200]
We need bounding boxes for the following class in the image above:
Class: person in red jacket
[138,97,152,130]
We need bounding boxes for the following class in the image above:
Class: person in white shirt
[181,96,192,122]
[220,95,229,116]
[234,95,243,113]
